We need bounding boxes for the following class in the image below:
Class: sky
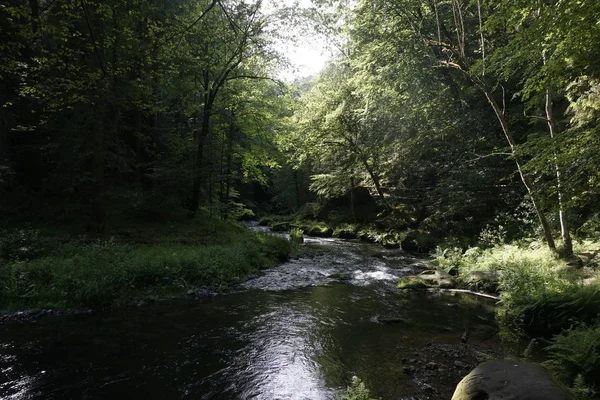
[265,0,334,81]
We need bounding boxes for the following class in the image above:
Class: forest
[1,0,600,398]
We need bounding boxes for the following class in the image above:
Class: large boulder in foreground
[452,360,571,400]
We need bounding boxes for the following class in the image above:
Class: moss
[271,221,291,232]
[397,276,429,289]
[303,222,333,237]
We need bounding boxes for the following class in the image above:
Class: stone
[397,270,456,289]
[419,270,456,288]
[400,230,437,253]
[451,360,572,400]
[464,271,499,284]
[566,255,584,268]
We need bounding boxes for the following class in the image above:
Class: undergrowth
[0,216,292,311]
[432,237,600,396]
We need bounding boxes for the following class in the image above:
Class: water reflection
[0,234,503,400]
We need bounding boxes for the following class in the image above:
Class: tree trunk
[361,159,385,200]
[0,82,11,164]
[223,137,233,220]
[189,103,211,216]
[480,85,557,252]
[545,85,573,256]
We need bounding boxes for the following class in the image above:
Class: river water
[0,227,504,400]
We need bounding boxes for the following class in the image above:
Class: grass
[432,238,600,396]
[0,214,292,311]
[432,240,600,336]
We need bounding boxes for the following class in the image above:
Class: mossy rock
[330,272,352,281]
[271,222,291,232]
[401,231,437,253]
[397,276,429,289]
[333,228,358,239]
[397,270,456,290]
[305,223,333,237]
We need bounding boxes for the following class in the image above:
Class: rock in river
[451,359,571,400]
[397,270,456,289]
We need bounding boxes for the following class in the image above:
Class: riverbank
[0,214,293,312]
[419,239,600,397]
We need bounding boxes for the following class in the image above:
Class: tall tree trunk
[134,109,143,189]
[223,137,233,220]
[545,85,573,256]
[0,82,11,164]
[479,84,557,252]
[361,159,385,200]
[189,103,211,216]
[90,102,107,233]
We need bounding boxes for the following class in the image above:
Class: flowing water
[0,226,505,400]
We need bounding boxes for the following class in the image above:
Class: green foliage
[341,376,378,400]
[545,325,600,392]
[289,227,304,244]
[433,240,600,338]
[0,221,291,310]
[333,223,359,239]
[0,229,49,261]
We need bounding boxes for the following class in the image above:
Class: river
[0,226,505,400]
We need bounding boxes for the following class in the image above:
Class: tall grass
[0,219,292,311]
[433,239,600,395]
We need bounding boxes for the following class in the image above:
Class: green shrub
[333,224,359,239]
[544,325,600,391]
[0,223,292,310]
[341,376,378,400]
[432,241,600,337]
[0,229,50,261]
[289,228,304,244]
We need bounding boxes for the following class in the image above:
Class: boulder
[566,255,584,268]
[452,360,571,400]
[464,271,500,291]
[305,222,333,237]
[419,270,456,288]
[401,231,437,253]
[397,270,456,289]
[271,222,291,232]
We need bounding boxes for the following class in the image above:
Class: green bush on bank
[432,241,600,336]
[545,324,600,393]
[0,220,292,311]
[432,239,600,395]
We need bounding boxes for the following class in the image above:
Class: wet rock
[271,222,291,232]
[454,361,467,369]
[329,272,352,281]
[187,287,218,298]
[426,362,438,370]
[333,229,357,239]
[379,317,410,325]
[403,365,418,374]
[451,360,572,400]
